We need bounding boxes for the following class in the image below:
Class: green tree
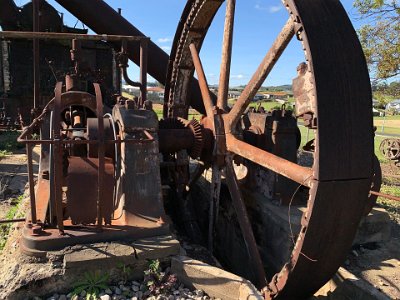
[354,0,399,81]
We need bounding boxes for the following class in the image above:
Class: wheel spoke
[189,43,215,118]
[217,0,236,110]
[227,18,295,129]
[226,134,313,187]
[225,155,266,289]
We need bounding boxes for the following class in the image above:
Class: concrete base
[314,267,390,300]
[171,256,263,300]
[3,235,181,300]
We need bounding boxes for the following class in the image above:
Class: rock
[173,290,180,296]
[352,250,359,257]
[122,285,130,292]
[100,295,111,300]
[59,295,67,300]
[115,287,122,295]
[105,288,113,295]
[137,291,143,299]
[168,296,175,300]
[131,297,138,300]
[71,296,79,300]
[80,290,86,297]
[132,281,140,286]
[132,285,139,292]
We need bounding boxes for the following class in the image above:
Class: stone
[132,281,140,286]
[115,287,122,295]
[100,295,111,300]
[59,295,67,300]
[80,290,86,297]
[132,285,139,292]
[131,297,138,300]
[105,288,113,295]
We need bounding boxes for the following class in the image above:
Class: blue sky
[18,0,365,86]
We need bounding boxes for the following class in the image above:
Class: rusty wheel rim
[165,0,374,298]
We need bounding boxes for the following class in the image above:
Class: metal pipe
[370,190,400,202]
[140,39,148,107]
[0,31,148,42]
[33,0,40,109]
[227,18,295,129]
[217,0,236,110]
[0,218,25,224]
[26,144,37,224]
[226,134,313,187]
[189,43,214,118]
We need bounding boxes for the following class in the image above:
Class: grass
[0,195,24,251]
[0,131,24,153]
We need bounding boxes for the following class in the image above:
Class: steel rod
[370,190,400,202]
[217,0,236,110]
[94,84,105,229]
[0,31,149,42]
[226,134,313,187]
[0,218,25,224]
[140,39,148,107]
[53,82,65,233]
[227,18,295,129]
[225,156,267,289]
[26,144,37,224]
[33,0,40,108]
[189,43,215,118]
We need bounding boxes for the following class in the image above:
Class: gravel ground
[42,280,213,300]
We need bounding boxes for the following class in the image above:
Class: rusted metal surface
[217,0,236,110]
[226,134,313,188]
[370,190,400,202]
[379,138,400,166]
[166,0,374,298]
[0,31,148,42]
[26,143,37,224]
[0,218,25,224]
[189,43,214,119]
[67,157,114,225]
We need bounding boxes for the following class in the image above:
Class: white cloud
[255,3,282,13]
[161,46,171,52]
[157,37,172,43]
[231,74,244,80]
[269,5,282,13]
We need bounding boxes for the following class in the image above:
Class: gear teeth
[178,117,203,159]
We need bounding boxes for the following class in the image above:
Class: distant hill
[230,84,292,92]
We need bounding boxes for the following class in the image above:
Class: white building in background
[386,99,400,113]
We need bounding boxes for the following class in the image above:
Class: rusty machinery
[0,0,391,299]
[380,138,400,167]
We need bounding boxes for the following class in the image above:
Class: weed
[0,131,23,153]
[0,195,24,251]
[72,271,110,300]
[117,261,133,284]
[143,259,178,296]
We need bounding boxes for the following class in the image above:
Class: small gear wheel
[178,118,203,159]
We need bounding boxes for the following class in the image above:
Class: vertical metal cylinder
[140,39,148,107]
[26,144,37,223]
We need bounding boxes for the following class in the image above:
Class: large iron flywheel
[164,0,374,298]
